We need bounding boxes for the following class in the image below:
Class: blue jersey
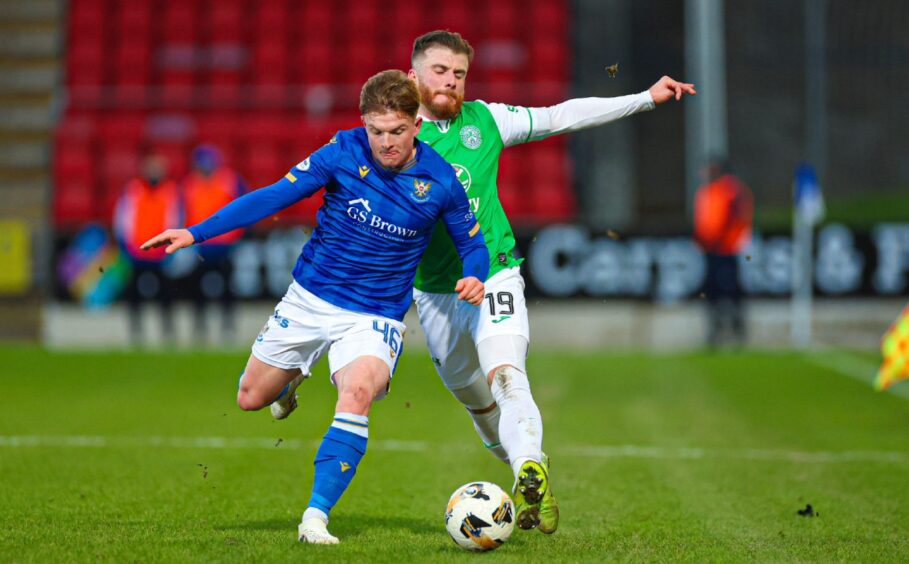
[187,128,489,321]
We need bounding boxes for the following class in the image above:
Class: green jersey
[413,92,655,293]
[414,100,535,293]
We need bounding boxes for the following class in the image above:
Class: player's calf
[450,370,509,464]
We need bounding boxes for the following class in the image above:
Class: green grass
[2,346,909,562]
[757,188,909,231]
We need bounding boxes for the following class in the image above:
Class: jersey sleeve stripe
[523,107,534,143]
[469,223,480,237]
[285,172,297,182]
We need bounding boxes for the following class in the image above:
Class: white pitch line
[1,435,906,464]
[563,444,909,463]
[0,435,429,452]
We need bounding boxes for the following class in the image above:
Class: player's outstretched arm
[648,75,696,104]
[140,228,195,255]
[455,276,485,306]
[486,76,695,146]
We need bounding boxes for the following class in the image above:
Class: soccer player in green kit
[408,30,696,533]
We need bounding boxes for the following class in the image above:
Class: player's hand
[648,75,696,104]
[140,228,195,254]
[455,276,485,306]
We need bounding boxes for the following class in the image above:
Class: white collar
[419,113,452,133]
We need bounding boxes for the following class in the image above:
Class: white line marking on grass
[0,435,429,452]
[1,435,906,464]
[564,445,909,463]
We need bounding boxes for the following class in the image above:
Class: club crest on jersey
[295,157,311,171]
[460,125,482,149]
[412,179,432,200]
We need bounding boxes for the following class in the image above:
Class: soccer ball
[444,481,515,551]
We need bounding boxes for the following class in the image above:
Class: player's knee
[450,369,496,411]
[488,365,531,397]
[467,401,498,415]
[487,363,520,386]
[338,383,373,410]
[237,387,267,411]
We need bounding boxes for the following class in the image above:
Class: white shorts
[252,281,406,393]
[413,267,530,390]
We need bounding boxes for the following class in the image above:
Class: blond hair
[359,69,420,117]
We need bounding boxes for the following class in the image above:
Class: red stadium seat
[99,146,141,213]
[389,4,423,43]
[194,114,241,147]
[149,143,189,179]
[244,142,283,187]
[483,4,519,39]
[298,42,333,84]
[69,0,105,37]
[255,39,288,66]
[54,141,97,225]
[67,40,104,80]
[256,1,288,32]
[54,179,96,226]
[118,1,151,35]
[346,44,381,83]
[210,3,244,42]
[55,113,97,142]
[530,2,568,34]
[483,83,521,105]
[161,4,196,42]
[56,142,93,178]
[246,113,295,145]
[437,5,470,34]
[528,41,568,83]
[348,3,378,32]
[98,114,146,147]
[159,68,196,108]
[300,3,332,33]
[114,45,151,101]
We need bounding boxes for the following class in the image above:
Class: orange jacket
[694,174,754,255]
[183,167,245,246]
[113,178,181,262]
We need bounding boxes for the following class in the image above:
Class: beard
[418,83,463,120]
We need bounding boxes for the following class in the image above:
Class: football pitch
[2,345,908,562]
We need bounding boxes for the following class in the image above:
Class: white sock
[489,366,543,479]
[302,507,328,524]
[331,412,369,438]
[450,372,509,463]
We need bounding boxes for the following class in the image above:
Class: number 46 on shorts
[372,320,402,358]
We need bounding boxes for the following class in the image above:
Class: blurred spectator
[113,153,180,345]
[694,158,754,348]
[182,144,247,343]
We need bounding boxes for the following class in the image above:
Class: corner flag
[875,304,909,391]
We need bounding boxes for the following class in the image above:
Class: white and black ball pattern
[444,481,515,551]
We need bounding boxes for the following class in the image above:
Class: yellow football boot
[512,453,559,533]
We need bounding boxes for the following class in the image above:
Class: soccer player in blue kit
[141,70,489,545]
